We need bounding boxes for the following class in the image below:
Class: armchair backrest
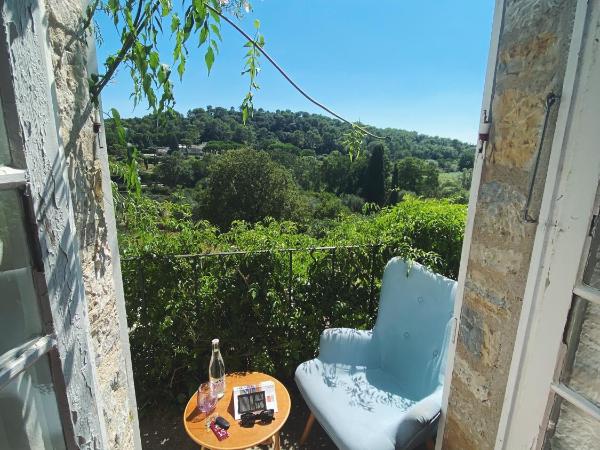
[373,258,456,399]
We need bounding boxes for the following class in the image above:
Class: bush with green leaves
[195,148,301,229]
[117,194,466,408]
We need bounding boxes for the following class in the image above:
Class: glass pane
[0,190,43,355]
[562,299,600,407]
[0,101,10,166]
[546,399,600,449]
[0,356,66,450]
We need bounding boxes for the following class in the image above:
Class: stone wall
[442,0,576,448]
[43,1,140,448]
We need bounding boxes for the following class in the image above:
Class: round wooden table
[183,372,291,450]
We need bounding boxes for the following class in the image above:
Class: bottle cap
[212,338,219,345]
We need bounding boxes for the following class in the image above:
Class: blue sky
[96,1,494,143]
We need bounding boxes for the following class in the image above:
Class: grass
[439,171,462,183]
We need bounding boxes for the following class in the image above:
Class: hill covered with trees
[107,107,474,233]
[106,107,475,171]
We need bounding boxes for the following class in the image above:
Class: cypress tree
[363,142,386,206]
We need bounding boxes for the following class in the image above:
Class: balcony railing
[121,244,410,406]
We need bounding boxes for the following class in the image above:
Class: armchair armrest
[395,387,443,450]
[318,328,377,366]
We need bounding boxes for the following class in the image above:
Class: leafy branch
[109,108,142,196]
[203,3,386,160]
[240,19,263,124]
[342,125,367,162]
[88,0,385,166]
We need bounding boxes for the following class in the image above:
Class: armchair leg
[299,412,315,446]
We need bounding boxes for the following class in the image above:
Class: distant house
[185,142,208,157]
[155,147,169,157]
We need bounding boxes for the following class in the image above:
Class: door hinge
[478,110,490,154]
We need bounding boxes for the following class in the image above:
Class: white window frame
[495,0,600,447]
[0,90,69,450]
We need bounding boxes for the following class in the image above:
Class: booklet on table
[232,381,278,420]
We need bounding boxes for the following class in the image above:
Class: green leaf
[177,59,186,80]
[110,108,125,145]
[158,65,169,84]
[205,46,215,74]
[211,39,219,54]
[149,51,159,71]
[209,8,220,23]
[199,25,209,45]
[170,14,180,32]
[210,24,222,41]
[160,0,171,17]
[254,19,260,29]
[193,0,205,15]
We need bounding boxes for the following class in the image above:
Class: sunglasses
[239,409,275,428]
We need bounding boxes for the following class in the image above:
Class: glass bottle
[209,338,225,398]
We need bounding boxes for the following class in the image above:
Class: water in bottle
[209,338,226,398]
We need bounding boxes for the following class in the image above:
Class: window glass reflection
[0,356,66,450]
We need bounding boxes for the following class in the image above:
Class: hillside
[105,107,475,172]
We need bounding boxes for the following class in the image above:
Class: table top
[183,372,291,450]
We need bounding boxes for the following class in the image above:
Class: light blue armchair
[295,258,456,450]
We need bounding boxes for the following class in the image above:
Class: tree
[419,162,440,197]
[458,151,475,170]
[363,143,385,206]
[320,151,351,195]
[155,154,194,187]
[198,149,299,229]
[396,157,440,198]
[106,109,475,174]
[166,134,179,152]
[389,163,399,205]
[396,157,421,193]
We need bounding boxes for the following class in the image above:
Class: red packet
[209,421,229,441]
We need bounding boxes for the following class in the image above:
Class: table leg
[273,432,281,450]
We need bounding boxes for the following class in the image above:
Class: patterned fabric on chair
[295,258,456,450]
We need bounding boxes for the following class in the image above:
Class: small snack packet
[209,420,229,441]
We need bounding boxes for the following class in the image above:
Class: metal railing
[122,243,393,317]
[120,243,404,402]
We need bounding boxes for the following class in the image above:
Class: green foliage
[106,108,475,169]
[204,140,244,152]
[396,157,440,197]
[109,109,142,196]
[389,162,400,205]
[117,194,466,406]
[154,154,195,187]
[437,170,471,204]
[458,151,475,171]
[196,148,300,229]
[341,125,366,161]
[319,150,367,196]
[241,19,264,124]
[363,142,386,206]
[92,1,251,113]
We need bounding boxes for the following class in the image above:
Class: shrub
[117,194,466,407]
